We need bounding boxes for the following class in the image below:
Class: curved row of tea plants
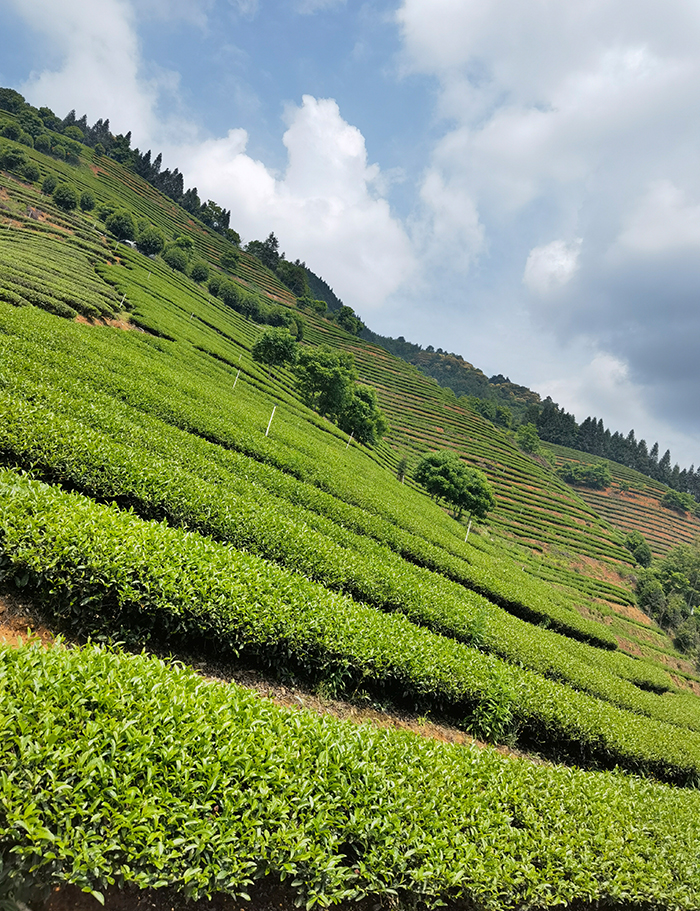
[2,471,700,784]
[4,643,700,911]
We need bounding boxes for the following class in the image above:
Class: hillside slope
[2,119,700,909]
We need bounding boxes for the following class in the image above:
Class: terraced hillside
[547,443,700,558]
[2,119,700,909]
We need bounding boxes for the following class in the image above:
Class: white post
[345,432,354,450]
[120,293,126,306]
[233,368,241,390]
[265,405,276,437]
[465,519,472,542]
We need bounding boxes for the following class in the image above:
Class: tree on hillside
[136,226,166,257]
[516,422,541,454]
[277,259,308,297]
[337,385,388,446]
[335,305,365,336]
[252,328,298,369]
[295,345,357,421]
[624,530,652,568]
[415,451,496,522]
[106,208,136,241]
[52,183,79,212]
[246,233,280,272]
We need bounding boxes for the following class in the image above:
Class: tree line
[526,398,700,502]
[0,86,239,247]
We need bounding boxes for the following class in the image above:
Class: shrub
[162,245,188,272]
[41,174,58,195]
[64,125,84,142]
[0,145,28,172]
[662,489,695,514]
[51,144,66,161]
[34,134,52,154]
[97,204,115,222]
[220,248,240,271]
[189,260,209,283]
[21,162,40,183]
[18,131,34,148]
[105,208,136,241]
[558,461,612,490]
[207,273,222,296]
[52,183,79,212]
[0,121,21,141]
[136,226,165,257]
[252,328,298,368]
[79,190,96,212]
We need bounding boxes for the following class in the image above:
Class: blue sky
[2,0,700,466]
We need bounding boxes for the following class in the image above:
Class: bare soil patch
[75,313,134,331]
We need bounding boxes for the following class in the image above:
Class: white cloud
[177,96,415,311]
[396,0,700,452]
[523,239,581,295]
[615,181,700,254]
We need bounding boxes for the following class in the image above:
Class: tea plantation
[2,114,700,909]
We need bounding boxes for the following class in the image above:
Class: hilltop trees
[415,451,495,522]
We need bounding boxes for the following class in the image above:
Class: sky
[2,0,700,467]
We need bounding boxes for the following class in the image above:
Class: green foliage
[189,260,209,283]
[0,121,21,141]
[558,461,613,490]
[220,247,240,272]
[135,225,165,257]
[337,384,388,446]
[415,451,496,521]
[21,161,40,183]
[52,183,79,212]
[297,294,328,314]
[277,259,308,297]
[335,305,365,335]
[467,396,513,429]
[79,190,95,212]
[0,87,25,113]
[207,273,222,296]
[516,422,541,454]
[0,143,28,173]
[295,345,357,421]
[662,488,696,514]
[252,327,297,368]
[624,530,652,568]
[34,134,51,154]
[4,645,700,911]
[245,232,279,271]
[63,125,84,142]
[162,244,188,272]
[105,208,136,241]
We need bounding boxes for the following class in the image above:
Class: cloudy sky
[2,0,700,466]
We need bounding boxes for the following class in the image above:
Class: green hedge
[2,643,700,910]
[1,471,700,785]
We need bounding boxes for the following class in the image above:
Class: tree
[220,248,240,272]
[415,451,496,521]
[516,422,541,454]
[295,345,357,420]
[338,385,388,446]
[162,245,188,272]
[41,174,58,195]
[136,226,165,257]
[335,305,365,336]
[624,530,652,568]
[189,260,209,283]
[52,183,79,211]
[277,259,308,297]
[246,232,280,271]
[79,190,95,212]
[252,328,297,369]
[105,208,136,241]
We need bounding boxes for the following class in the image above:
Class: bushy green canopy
[415,451,495,521]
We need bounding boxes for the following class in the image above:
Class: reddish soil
[75,314,134,331]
